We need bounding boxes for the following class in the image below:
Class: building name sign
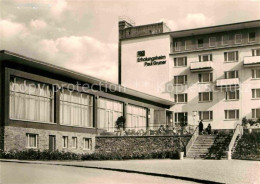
[137,50,166,67]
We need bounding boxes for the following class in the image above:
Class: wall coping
[96,135,192,138]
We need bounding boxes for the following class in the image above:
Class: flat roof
[121,19,260,40]
[0,50,175,107]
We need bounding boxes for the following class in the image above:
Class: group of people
[199,120,212,135]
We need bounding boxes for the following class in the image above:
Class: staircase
[186,135,216,159]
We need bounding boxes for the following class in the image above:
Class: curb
[0,159,223,184]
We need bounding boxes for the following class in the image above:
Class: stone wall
[4,126,95,154]
[95,135,191,156]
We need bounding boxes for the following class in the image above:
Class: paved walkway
[1,159,260,184]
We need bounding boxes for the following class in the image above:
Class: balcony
[216,78,240,87]
[244,56,260,67]
[190,61,213,72]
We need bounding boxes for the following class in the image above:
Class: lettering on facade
[137,51,166,67]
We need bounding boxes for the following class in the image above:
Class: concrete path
[1,159,260,184]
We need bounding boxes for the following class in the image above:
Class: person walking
[199,120,203,135]
[207,123,212,135]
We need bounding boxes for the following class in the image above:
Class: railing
[99,125,197,137]
[185,126,199,155]
[190,61,212,70]
[216,78,240,87]
[228,124,243,152]
[244,56,260,65]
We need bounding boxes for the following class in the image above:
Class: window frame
[198,73,213,83]
[225,90,239,101]
[235,34,242,44]
[222,35,229,46]
[252,48,260,56]
[174,93,188,103]
[83,138,92,150]
[173,75,187,85]
[26,133,38,149]
[198,92,213,102]
[199,111,213,121]
[224,51,239,62]
[252,69,260,79]
[248,32,256,43]
[62,136,68,149]
[185,40,192,50]
[199,54,212,62]
[174,112,188,124]
[175,41,182,51]
[252,88,260,99]
[174,57,187,67]
[72,137,77,148]
[224,70,239,79]
[197,39,204,48]
[225,110,239,120]
[252,109,260,119]
[209,37,216,47]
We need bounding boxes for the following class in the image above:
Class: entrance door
[166,111,173,127]
[49,135,56,151]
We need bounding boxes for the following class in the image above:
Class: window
[252,109,260,119]
[197,39,204,48]
[198,73,213,83]
[174,94,188,103]
[225,71,239,79]
[252,89,260,99]
[252,69,260,79]
[199,111,213,121]
[49,135,56,151]
[174,57,187,67]
[9,77,54,123]
[224,51,239,62]
[199,54,212,62]
[83,138,92,150]
[62,136,68,148]
[222,35,229,45]
[249,32,256,43]
[126,105,147,131]
[199,92,213,102]
[175,112,188,124]
[174,75,187,85]
[26,134,38,148]
[226,90,239,100]
[185,40,192,50]
[72,137,77,148]
[175,41,182,51]
[60,89,93,127]
[225,110,239,120]
[209,37,216,47]
[252,49,260,56]
[235,34,242,44]
[97,98,123,132]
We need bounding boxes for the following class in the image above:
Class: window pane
[256,109,260,118]
[229,110,236,119]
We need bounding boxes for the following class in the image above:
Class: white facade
[120,20,260,129]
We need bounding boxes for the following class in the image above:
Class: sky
[1,0,260,83]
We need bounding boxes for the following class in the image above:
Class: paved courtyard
[1,159,260,184]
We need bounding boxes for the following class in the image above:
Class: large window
[126,105,146,130]
[97,98,123,132]
[26,134,38,148]
[224,51,238,62]
[252,69,260,79]
[252,89,260,99]
[198,73,213,83]
[222,35,229,45]
[174,94,188,103]
[175,41,182,51]
[252,109,260,119]
[72,137,77,148]
[60,89,93,127]
[9,77,54,123]
[225,110,239,120]
[225,70,239,79]
[197,39,204,48]
[175,112,188,124]
[174,57,187,67]
[199,92,213,102]
[252,49,260,56]
[174,75,187,85]
[226,90,239,100]
[199,111,213,121]
[185,40,192,50]
[62,136,68,148]
[199,54,212,62]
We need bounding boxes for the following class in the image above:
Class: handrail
[228,124,243,152]
[185,126,199,155]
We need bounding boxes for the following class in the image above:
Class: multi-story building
[119,19,260,129]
